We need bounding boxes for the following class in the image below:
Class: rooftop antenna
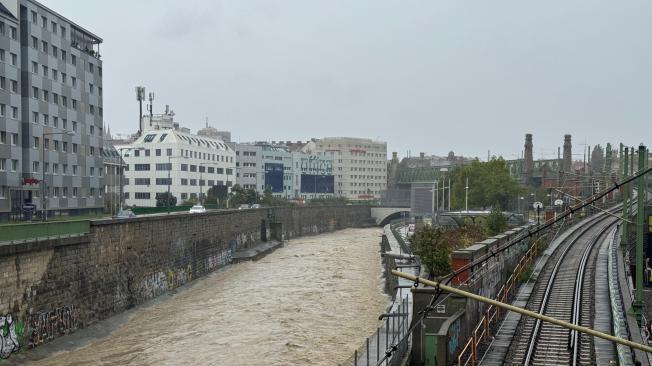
[148,92,155,128]
[135,86,146,136]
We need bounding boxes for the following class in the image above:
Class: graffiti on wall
[139,271,169,300]
[28,305,78,348]
[206,249,232,272]
[447,317,461,358]
[0,314,24,359]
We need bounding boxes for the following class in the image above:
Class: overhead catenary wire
[391,269,652,354]
[438,165,652,286]
[377,166,652,363]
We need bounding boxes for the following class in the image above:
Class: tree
[450,158,520,210]
[484,205,508,236]
[409,225,452,278]
[156,192,177,207]
[229,184,259,206]
[260,186,290,207]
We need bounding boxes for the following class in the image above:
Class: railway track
[504,211,618,366]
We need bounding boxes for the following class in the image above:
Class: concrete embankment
[0,205,372,360]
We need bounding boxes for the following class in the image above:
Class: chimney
[563,134,572,172]
[523,134,534,185]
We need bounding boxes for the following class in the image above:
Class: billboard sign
[264,163,284,193]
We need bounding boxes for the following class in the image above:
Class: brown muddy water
[29,228,389,366]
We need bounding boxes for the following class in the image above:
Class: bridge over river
[18,228,389,366]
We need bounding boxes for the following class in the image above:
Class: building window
[11,160,17,171]
[32,161,39,173]
[9,26,16,40]
[134,164,150,171]
[10,53,16,66]
[11,133,17,145]
[31,36,37,49]
[31,11,37,23]
[144,149,150,157]
[155,149,161,156]
[166,148,172,156]
[10,80,16,93]
[0,131,4,144]
[33,137,39,148]
[156,178,171,185]
[156,163,171,171]
[181,164,188,171]
[71,54,76,66]
[181,178,188,185]
[135,178,151,185]
[135,192,150,200]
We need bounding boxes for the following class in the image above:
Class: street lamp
[198,162,221,206]
[167,155,187,214]
[41,131,74,221]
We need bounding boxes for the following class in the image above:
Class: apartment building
[302,137,387,200]
[0,0,103,219]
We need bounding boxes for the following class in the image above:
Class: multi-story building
[302,137,387,200]
[0,0,103,219]
[235,142,294,197]
[235,141,335,200]
[102,136,124,215]
[121,129,235,207]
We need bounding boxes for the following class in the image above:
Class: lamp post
[167,155,186,214]
[198,162,221,206]
[41,131,74,221]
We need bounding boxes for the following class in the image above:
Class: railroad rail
[506,211,618,366]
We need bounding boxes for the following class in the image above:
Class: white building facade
[121,130,235,207]
[235,142,334,200]
[302,137,387,200]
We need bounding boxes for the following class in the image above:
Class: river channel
[29,227,389,366]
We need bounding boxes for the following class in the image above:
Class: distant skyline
[50,0,652,160]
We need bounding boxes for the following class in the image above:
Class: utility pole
[634,144,647,324]
[465,176,469,212]
[621,147,629,249]
[448,176,451,211]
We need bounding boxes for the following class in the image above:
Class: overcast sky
[50,0,652,160]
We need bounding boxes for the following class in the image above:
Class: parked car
[114,209,137,219]
[250,204,262,209]
[238,204,250,210]
[189,205,206,213]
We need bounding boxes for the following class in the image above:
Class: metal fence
[0,219,89,242]
[341,218,415,366]
[341,297,411,366]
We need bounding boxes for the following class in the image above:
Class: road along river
[28,227,389,366]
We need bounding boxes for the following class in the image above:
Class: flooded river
[30,228,389,366]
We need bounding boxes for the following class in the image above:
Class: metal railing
[342,297,410,366]
[456,233,543,365]
[341,220,414,366]
[0,219,89,242]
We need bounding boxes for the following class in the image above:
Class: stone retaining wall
[0,205,371,359]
